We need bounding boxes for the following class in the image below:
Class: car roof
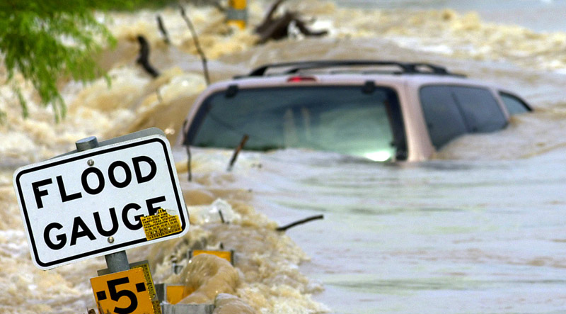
[202,72,502,96]
[239,60,459,77]
[207,60,504,91]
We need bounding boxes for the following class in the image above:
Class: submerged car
[178,60,532,162]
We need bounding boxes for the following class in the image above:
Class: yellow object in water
[166,285,193,304]
[191,249,234,265]
[227,0,247,30]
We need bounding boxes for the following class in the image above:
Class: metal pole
[103,252,130,273]
[75,136,99,151]
[76,136,130,273]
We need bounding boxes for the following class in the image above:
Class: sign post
[75,135,130,274]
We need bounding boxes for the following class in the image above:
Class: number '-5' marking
[107,277,138,314]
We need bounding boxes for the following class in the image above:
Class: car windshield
[186,85,403,161]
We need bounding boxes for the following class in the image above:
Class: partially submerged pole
[227,134,249,171]
[227,0,248,30]
[186,144,192,182]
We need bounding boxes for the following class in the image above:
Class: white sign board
[13,128,189,270]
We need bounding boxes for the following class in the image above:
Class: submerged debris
[276,215,324,232]
[255,0,328,44]
[136,35,160,78]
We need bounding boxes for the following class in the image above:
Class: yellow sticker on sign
[91,268,154,314]
[140,208,182,241]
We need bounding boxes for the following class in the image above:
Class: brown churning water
[2,1,566,313]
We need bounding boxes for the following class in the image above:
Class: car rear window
[186,85,405,161]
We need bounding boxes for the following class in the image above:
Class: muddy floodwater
[2,0,566,313]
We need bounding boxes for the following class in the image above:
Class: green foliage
[0,0,174,121]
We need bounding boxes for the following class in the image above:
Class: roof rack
[237,60,465,78]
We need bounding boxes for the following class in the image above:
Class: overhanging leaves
[0,0,145,121]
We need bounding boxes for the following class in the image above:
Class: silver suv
[179,61,532,162]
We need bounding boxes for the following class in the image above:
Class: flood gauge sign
[13,128,189,270]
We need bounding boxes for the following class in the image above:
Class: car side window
[499,92,531,115]
[451,86,507,132]
[419,86,468,149]
[420,85,507,149]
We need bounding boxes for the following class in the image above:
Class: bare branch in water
[156,15,171,44]
[255,0,328,45]
[276,215,324,232]
[180,5,211,85]
[227,134,249,171]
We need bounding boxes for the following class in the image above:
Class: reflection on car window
[499,92,531,115]
[420,85,507,149]
[188,86,403,161]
